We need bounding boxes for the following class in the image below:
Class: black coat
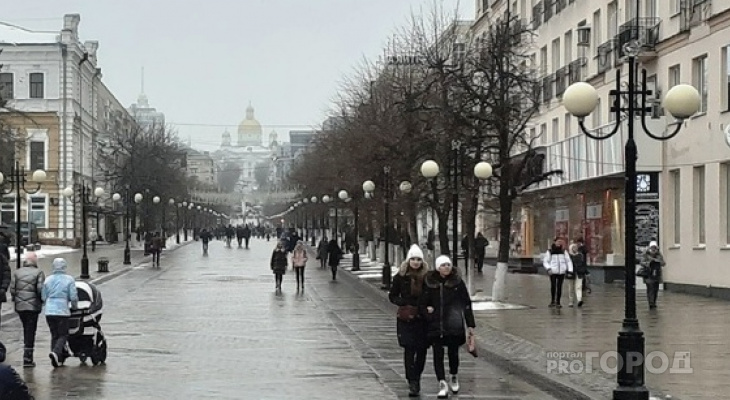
[270,249,288,274]
[0,363,33,400]
[388,263,429,349]
[0,255,10,303]
[420,270,475,345]
[327,241,342,267]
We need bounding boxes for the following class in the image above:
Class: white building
[0,14,134,244]
[474,0,730,294]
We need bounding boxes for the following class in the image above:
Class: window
[670,0,681,15]
[564,31,573,64]
[540,46,548,75]
[552,117,559,143]
[671,169,681,244]
[668,64,681,88]
[1,196,14,224]
[607,2,618,39]
[593,98,602,127]
[564,113,572,137]
[540,123,547,144]
[720,46,730,110]
[692,55,708,113]
[552,38,561,72]
[0,73,13,100]
[29,196,46,228]
[693,166,705,245]
[29,73,44,99]
[724,163,730,244]
[29,141,45,170]
[625,0,637,22]
[646,0,657,18]
[452,43,466,64]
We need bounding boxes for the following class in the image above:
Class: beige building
[184,147,218,189]
[473,0,730,293]
[0,14,135,245]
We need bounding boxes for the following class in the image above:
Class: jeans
[646,279,660,306]
[18,311,40,349]
[404,346,428,382]
[152,250,161,266]
[275,272,283,288]
[295,267,305,287]
[476,254,485,272]
[432,340,460,381]
[567,277,583,305]
[46,316,70,360]
[550,274,565,304]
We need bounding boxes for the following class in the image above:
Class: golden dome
[237,103,262,146]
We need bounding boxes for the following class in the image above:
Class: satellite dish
[724,124,730,148]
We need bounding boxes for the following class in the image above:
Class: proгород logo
[546,351,693,375]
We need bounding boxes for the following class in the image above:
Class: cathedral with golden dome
[214,103,278,194]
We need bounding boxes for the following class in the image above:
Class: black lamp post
[63,184,105,279]
[338,188,366,272]
[113,189,142,265]
[310,196,318,246]
[175,202,181,244]
[563,45,700,399]
[0,162,46,270]
[182,201,189,241]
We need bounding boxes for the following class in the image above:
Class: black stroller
[67,281,107,365]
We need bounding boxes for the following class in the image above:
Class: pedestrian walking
[270,241,288,290]
[41,258,78,368]
[640,241,665,309]
[0,247,11,328]
[567,243,585,307]
[200,228,212,255]
[0,342,34,400]
[421,255,475,399]
[151,232,163,268]
[243,225,252,249]
[316,238,328,269]
[388,244,429,397]
[236,225,245,248]
[543,237,573,309]
[575,238,591,294]
[327,239,342,281]
[291,241,308,290]
[10,252,44,367]
[474,232,489,273]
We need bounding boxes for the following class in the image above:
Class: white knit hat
[407,244,424,260]
[435,255,452,268]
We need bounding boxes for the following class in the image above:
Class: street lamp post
[182,202,189,241]
[421,159,493,289]
[175,202,181,244]
[153,196,160,234]
[114,190,142,265]
[63,185,105,279]
[0,163,46,270]
[563,47,700,399]
[310,196,318,245]
[322,195,331,240]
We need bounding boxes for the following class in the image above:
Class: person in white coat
[543,238,573,308]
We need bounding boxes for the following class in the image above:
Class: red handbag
[396,305,419,321]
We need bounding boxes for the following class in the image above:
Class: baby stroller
[67,281,107,365]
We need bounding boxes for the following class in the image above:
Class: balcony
[681,0,712,31]
[555,67,568,97]
[596,39,616,75]
[616,17,661,61]
[568,57,587,84]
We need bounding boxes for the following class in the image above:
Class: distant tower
[222,129,231,147]
[268,130,278,147]
[137,66,149,107]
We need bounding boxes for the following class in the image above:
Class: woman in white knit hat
[420,255,475,399]
[389,244,429,397]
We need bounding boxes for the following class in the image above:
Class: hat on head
[435,255,452,268]
[406,244,424,260]
[649,241,658,248]
[25,251,38,264]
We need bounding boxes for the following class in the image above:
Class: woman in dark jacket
[270,241,288,290]
[327,239,342,281]
[388,245,429,397]
[316,239,329,269]
[420,255,475,399]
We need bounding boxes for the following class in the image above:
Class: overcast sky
[4,1,473,150]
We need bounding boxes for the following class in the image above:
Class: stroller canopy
[74,281,103,313]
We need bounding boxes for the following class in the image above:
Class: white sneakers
[437,380,449,398]
[449,375,460,393]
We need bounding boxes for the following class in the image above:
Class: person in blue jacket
[41,258,78,368]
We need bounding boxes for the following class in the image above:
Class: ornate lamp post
[563,42,700,399]
[0,164,46,270]
[310,196,318,246]
[175,202,182,244]
[63,185,105,279]
[421,159,492,277]
[112,189,142,265]
[322,195,331,239]
[182,201,189,241]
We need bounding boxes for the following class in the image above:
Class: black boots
[23,349,34,368]
[408,380,420,397]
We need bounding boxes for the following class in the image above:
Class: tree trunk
[492,177,513,302]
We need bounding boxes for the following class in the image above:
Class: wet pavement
[346,254,730,400]
[0,238,559,399]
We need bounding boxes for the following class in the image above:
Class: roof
[0,22,58,44]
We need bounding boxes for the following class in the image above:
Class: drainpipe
[61,44,68,241]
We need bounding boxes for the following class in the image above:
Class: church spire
[137,66,149,107]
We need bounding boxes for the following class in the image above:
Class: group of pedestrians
[315,238,343,280]
[388,244,476,399]
[269,235,345,291]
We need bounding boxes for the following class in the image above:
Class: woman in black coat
[388,245,429,397]
[327,239,342,281]
[420,255,476,399]
[270,241,288,290]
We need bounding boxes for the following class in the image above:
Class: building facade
[0,14,134,245]
[474,0,730,291]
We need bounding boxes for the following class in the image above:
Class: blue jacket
[41,259,78,316]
